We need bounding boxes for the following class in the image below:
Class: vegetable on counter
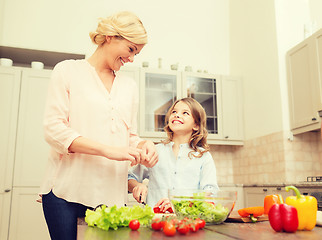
[285,185,317,231]
[129,219,140,231]
[85,204,154,231]
[237,206,264,222]
[172,200,229,224]
[268,194,299,233]
[264,194,283,215]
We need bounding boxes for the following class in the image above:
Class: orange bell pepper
[264,194,283,215]
[238,206,264,222]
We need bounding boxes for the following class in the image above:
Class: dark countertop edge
[219,183,322,188]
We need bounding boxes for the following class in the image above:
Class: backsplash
[210,131,322,185]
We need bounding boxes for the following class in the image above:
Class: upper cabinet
[139,68,243,145]
[286,28,322,134]
[139,68,182,138]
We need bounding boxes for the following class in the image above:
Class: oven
[301,176,322,211]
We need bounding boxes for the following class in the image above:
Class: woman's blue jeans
[42,190,93,240]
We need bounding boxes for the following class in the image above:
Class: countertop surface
[219,182,322,188]
[77,219,322,240]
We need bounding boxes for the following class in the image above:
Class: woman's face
[105,36,144,71]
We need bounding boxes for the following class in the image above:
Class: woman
[40,11,158,240]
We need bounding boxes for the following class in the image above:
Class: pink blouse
[40,59,141,208]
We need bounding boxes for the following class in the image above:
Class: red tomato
[167,207,174,213]
[163,222,176,236]
[177,223,189,235]
[153,207,161,213]
[189,221,200,232]
[129,219,140,231]
[196,218,206,229]
[151,219,163,231]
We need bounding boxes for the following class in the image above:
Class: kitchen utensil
[226,210,268,223]
[169,189,236,225]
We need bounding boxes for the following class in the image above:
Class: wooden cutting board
[226,211,268,223]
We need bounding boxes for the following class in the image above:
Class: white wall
[0,0,229,74]
[229,0,283,140]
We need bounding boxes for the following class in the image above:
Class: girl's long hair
[163,97,209,158]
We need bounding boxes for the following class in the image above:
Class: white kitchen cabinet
[221,76,244,141]
[0,67,21,240]
[244,187,293,208]
[8,187,50,240]
[312,29,322,113]
[181,71,223,140]
[13,69,51,187]
[286,28,322,134]
[0,67,51,240]
[138,68,243,144]
[139,68,182,139]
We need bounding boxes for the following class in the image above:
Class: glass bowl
[169,189,237,225]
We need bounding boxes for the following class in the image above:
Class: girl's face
[105,36,144,71]
[168,101,198,136]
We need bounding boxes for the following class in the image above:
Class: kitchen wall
[0,0,229,75]
[1,0,322,184]
[212,130,322,185]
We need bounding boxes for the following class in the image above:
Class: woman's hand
[138,140,158,168]
[103,146,142,166]
[132,183,148,204]
[155,198,173,213]
[69,137,142,166]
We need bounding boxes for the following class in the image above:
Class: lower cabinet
[243,187,293,208]
[8,188,50,240]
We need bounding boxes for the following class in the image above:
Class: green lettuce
[85,204,154,231]
[172,200,229,224]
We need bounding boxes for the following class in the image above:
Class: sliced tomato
[153,207,161,213]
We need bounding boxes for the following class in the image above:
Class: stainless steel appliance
[301,176,322,211]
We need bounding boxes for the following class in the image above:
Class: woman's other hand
[138,140,158,168]
[155,198,173,213]
[103,146,142,166]
[132,183,148,204]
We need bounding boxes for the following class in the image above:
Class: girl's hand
[138,140,158,168]
[155,198,173,213]
[103,146,142,166]
[132,183,148,204]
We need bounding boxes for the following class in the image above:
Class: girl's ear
[193,124,199,131]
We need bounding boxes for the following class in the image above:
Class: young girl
[128,97,219,212]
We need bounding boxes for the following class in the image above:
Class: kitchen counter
[77,218,322,240]
[221,182,322,188]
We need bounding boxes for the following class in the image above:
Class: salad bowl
[169,189,237,225]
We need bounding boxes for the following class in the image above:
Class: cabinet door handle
[276,187,281,190]
[263,188,268,192]
[312,117,317,121]
[225,136,229,139]
[4,189,11,193]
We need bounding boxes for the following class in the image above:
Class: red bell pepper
[268,195,299,233]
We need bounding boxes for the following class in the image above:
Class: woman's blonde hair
[89,11,147,45]
[163,97,209,158]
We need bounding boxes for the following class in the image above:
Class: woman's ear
[105,35,112,43]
